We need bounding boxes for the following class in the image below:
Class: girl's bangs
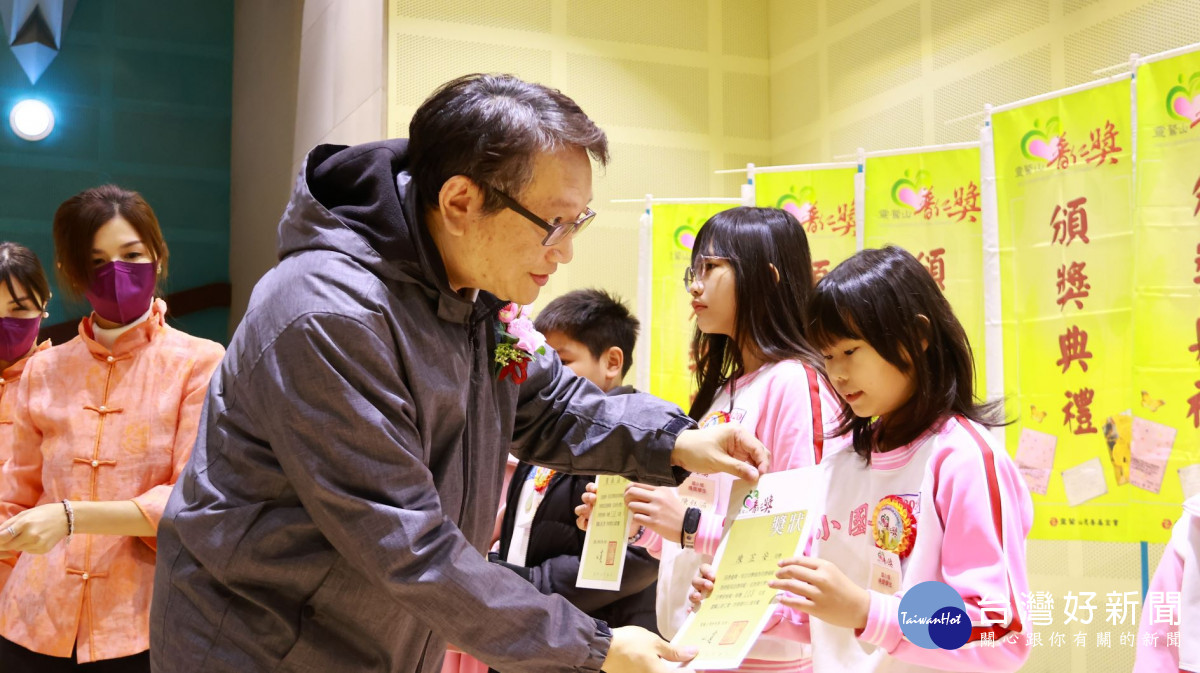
[808,286,862,351]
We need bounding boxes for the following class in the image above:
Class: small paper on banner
[576,475,631,591]
[1128,417,1176,495]
[1015,428,1057,495]
[1180,463,1200,501]
[1061,457,1109,507]
[669,468,821,670]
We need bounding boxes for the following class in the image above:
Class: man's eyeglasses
[487,185,596,247]
[683,255,732,291]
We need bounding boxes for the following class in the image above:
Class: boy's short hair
[534,289,639,377]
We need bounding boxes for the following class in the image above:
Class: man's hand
[625,484,685,542]
[671,425,769,482]
[601,625,697,672]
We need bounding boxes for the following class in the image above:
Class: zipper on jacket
[460,321,476,527]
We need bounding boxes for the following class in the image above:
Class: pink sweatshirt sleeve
[694,363,824,557]
[1133,524,1184,672]
[857,437,1033,672]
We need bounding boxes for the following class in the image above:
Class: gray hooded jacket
[150,140,693,672]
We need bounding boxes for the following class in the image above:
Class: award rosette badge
[670,468,822,669]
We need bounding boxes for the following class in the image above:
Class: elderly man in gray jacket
[150,74,769,673]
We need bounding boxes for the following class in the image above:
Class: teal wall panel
[0,0,234,344]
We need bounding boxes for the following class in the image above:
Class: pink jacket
[1134,495,1200,673]
[768,416,1032,673]
[0,301,222,662]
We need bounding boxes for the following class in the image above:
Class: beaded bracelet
[61,499,74,539]
[627,525,646,545]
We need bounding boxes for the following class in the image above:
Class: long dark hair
[807,246,1004,461]
[688,207,820,419]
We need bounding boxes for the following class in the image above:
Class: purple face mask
[0,315,41,363]
[85,260,157,325]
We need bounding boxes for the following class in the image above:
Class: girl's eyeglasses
[683,255,732,291]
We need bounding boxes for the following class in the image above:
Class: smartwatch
[680,507,701,549]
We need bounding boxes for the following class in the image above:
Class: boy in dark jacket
[490,289,660,636]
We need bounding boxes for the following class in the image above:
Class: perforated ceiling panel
[564,0,708,51]
[723,0,770,59]
[566,54,711,133]
[1063,0,1200,86]
[1065,0,1104,12]
[389,0,771,316]
[769,0,1197,161]
[392,34,552,107]
[830,97,924,156]
[931,0,1051,70]
[772,53,820,140]
[828,4,922,111]
[933,46,1053,143]
[598,142,714,202]
[393,0,551,31]
[768,0,820,57]
[724,72,771,139]
[827,0,888,27]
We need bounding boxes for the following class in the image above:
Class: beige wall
[764,3,1196,671]
[768,0,1200,163]
[229,0,303,330]
[229,0,385,331]
[386,0,774,315]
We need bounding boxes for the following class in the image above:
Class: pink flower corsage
[494,302,546,383]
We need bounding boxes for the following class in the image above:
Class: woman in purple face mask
[0,242,52,595]
[0,185,224,673]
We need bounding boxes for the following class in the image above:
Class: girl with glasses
[578,206,845,671]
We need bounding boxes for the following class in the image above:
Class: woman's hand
[0,503,70,555]
[769,556,871,630]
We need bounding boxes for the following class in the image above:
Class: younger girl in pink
[767,246,1032,673]
[1134,494,1200,673]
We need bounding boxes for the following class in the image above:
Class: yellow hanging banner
[1132,51,1200,536]
[755,168,858,282]
[863,147,987,400]
[650,203,737,409]
[993,79,1137,542]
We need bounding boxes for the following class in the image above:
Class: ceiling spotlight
[10,98,53,141]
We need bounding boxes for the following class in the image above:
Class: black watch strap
[680,506,702,549]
